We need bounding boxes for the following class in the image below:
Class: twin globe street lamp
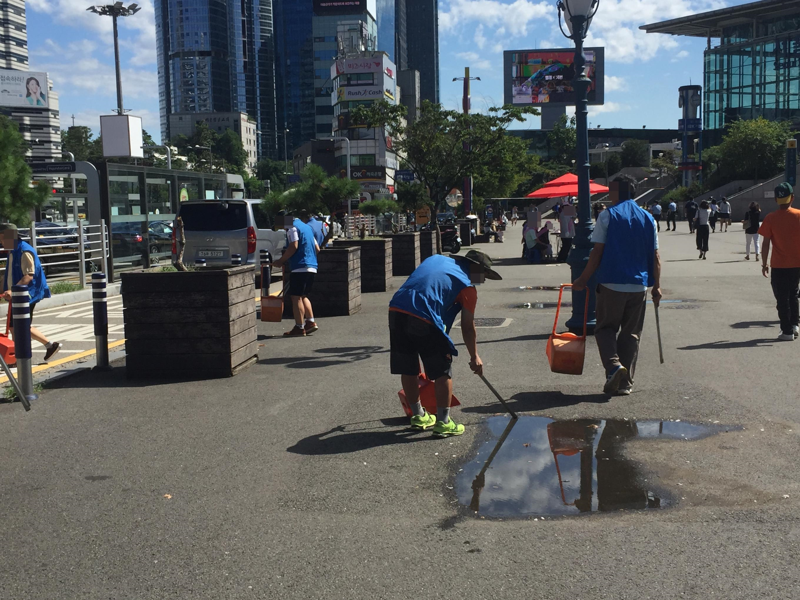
[557,0,600,333]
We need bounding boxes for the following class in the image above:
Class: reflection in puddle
[515,302,571,309]
[457,416,731,518]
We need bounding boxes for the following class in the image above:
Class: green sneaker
[433,419,465,437]
[410,410,436,430]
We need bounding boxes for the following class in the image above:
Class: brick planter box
[283,247,362,318]
[384,232,420,276]
[122,266,258,378]
[419,230,435,261]
[332,238,392,292]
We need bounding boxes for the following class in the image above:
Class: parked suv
[175,199,286,267]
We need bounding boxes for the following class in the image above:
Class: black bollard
[92,273,110,370]
[11,284,37,403]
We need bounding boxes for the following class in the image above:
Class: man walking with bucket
[759,183,800,341]
[389,251,502,437]
[0,223,61,361]
[573,178,662,396]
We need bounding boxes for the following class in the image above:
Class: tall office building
[405,0,439,103]
[0,0,61,162]
[154,0,278,159]
[376,0,406,68]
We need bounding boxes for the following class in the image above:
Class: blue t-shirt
[592,203,658,292]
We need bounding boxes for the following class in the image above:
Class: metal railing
[0,219,110,288]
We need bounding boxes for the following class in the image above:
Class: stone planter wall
[282,247,362,318]
[419,231,435,261]
[385,232,420,276]
[332,238,392,292]
[122,266,258,378]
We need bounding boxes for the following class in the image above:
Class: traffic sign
[395,169,415,183]
[31,162,76,174]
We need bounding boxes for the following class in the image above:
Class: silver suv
[175,199,286,266]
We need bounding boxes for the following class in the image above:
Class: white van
[175,199,286,267]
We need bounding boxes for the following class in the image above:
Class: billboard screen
[503,48,604,107]
[313,0,376,17]
[0,70,50,108]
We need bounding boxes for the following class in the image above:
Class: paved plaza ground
[2,222,800,599]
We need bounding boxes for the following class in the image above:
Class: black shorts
[653,215,661,221]
[289,272,315,297]
[718,212,730,220]
[389,311,453,380]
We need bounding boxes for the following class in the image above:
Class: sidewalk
[1,224,799,599]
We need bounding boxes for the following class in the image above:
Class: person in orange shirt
[759,182,800,341]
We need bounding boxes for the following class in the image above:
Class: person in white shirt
[709,200,719,233]
[694,200,712,259]
[666,201,677,231]
[650,202,662,232]
[717,197,732,232]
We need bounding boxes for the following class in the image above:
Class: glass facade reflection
[705,15,800,131]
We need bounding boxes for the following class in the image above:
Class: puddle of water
[514,302,571,309]
[456,416,732,518]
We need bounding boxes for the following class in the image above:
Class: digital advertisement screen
[503,48,604,107]
[0,70,50,109]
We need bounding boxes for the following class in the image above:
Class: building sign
[31,162,76,174]
[385,67,394,79]
[678,118,702,132]
[335,86,385,103]
[313,0,366,15]
[395,169,414,183]
[332,58,384,78]
[0,70,50,108]
[343,166,386,181]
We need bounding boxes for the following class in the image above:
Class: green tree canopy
[651,149,679,185]
[351,100,539,212]
[256,158,288,192]
[621,139,651,168]
[547,115,577,165]
[0,116,50,225]
[359,199,400,216]
[214,129,248,171]
[395,181,430,212]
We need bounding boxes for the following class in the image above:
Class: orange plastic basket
[546,284,589,375]
[261,286,286,323]
[0,308,15,367]
[398,373,461,417]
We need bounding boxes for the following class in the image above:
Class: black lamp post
[87,3,141,116]
[557,0,600,333]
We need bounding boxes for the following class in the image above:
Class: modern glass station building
[643,0,800,142]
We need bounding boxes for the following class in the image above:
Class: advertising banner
[503,48,604,107]
[342,166,386,181]
[0,70,49,108]
[334,86,385,103]
[314,0,365,15]
[332,57,384,78]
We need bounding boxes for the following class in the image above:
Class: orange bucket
[546,284,589,375]
[261,286,286,323]
[398,373,461,417]
[0,309,14,367]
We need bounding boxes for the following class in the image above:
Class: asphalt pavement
[1,221,800,599]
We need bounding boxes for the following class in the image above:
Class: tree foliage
[621,139,651,168]
[351,100,539,212]
[359,199,400,216]
[547,115,577,165]
[0,116,50,225]
[271,164,361,218]
[704,117,795,185]
[651,150,679,185]
[256,158,288,192]
[395,181,430,212]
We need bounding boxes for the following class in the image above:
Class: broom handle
[655,304,664,364]
[479,374,518,419]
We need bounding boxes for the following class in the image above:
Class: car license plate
[198,250,224,258]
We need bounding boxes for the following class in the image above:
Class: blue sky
[26,0,740,142]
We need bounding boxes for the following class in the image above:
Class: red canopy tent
[526,181,609,199]
[543,173,579,187]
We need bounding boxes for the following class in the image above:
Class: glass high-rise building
[376,0,406,67]
[406,0,439,103]
[155,0,278,158]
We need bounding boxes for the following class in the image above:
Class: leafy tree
[213,130,248,172]
[243,175,266,199]
[395,181,429,212]
[359,199,400,216]
[651,150,679,185]
[512,157,572,197]
[606,152,623,177]
[351,100,539,213]
[0,116,50,225]
[547,115,577,165]
[472,137,535,203]
[704,117,795,184]
[256,158,288,192]
[621,139,651,168]
[173,122,220,173]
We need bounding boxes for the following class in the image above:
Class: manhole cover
[472,318,510,328]
[456,415,736,519]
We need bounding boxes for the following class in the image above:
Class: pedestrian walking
[389,251,502,436]
[718,197,732,232]
[273,214,321,337]
[695,200,711,259]
[744,202,761,260]
[650,202,662,232]
[572,178,661,396]
[666,200,677,231]
[759,183,800,341]
[511,206,518,226]
[557,199,576,262]
[685,199,698,233]
[0,223,61,361]
[709,199,719,233]
[304,211,329,248]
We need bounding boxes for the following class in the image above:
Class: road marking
[0,339,127,384]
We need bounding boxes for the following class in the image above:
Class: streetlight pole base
[565,244,597,335]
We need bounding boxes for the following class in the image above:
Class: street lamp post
[193,145,213,170]
[558,0,600,333]
[87,3,141,115]
[453,68,481,216]
[142,144,172,169]
[316,136,353,238]
[283,128,290,173]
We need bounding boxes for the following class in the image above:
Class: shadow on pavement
[677,338,775,350]
[730,321,780,329]
[287,418,436,455]
[462,390,609,415]
[455,333,549,348]
[259,346,388,369]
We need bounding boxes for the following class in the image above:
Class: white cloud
[474,25,487,50]
[672,50,690,62]
[440,0,553,38]
[70,108,160,135]
[605,75,628,92]
[455,51,493,71]
[566,102,632,118]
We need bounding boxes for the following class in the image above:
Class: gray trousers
[594,285,647,386]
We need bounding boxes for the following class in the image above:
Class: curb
[0,283,121,316]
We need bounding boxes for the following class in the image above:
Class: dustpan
[0,308,16,367]
[398,373,461,417]
[261,285,286,323]
[546,284,589,375]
